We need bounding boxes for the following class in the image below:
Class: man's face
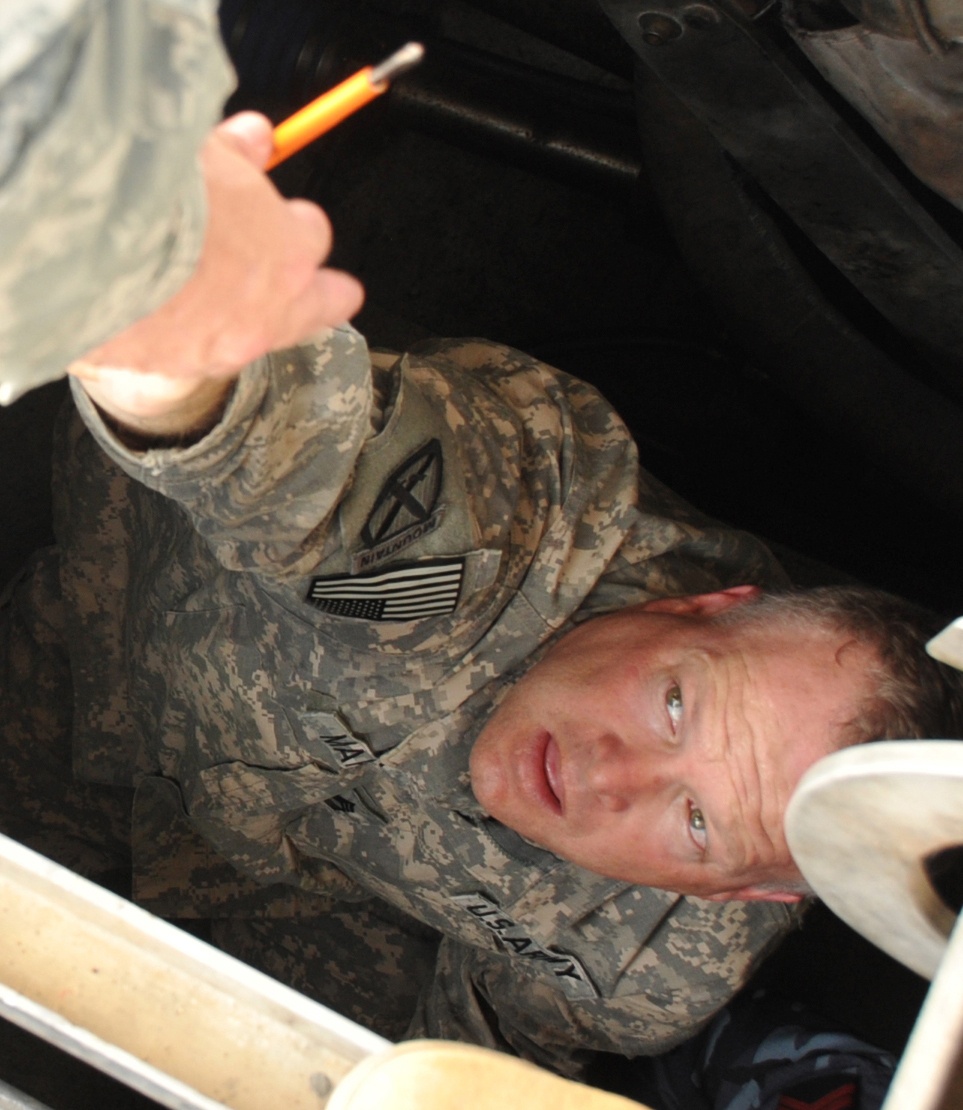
[469,588,877,900]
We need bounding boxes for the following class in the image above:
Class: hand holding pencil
[66,45,423,403]
[69,110,365,402]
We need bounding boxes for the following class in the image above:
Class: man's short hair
[718,585,963,747]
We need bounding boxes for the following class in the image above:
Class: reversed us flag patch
[306,558,465,621]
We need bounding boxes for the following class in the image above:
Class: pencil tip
[370,42,426,86]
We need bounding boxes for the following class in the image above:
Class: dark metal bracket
[598,0,963,379]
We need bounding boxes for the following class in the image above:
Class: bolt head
[638,11,685,43]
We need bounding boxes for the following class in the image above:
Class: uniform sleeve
[0,0,234,402]
[68,325,376,576]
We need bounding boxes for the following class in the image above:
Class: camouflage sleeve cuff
[70,326,376,576]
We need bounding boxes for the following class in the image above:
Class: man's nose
[585,734,660,812]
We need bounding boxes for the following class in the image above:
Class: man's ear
[641,585,762,619]
[702,885,805,904]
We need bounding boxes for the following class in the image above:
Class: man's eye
[666,684,683,728]
[688,804,708,852]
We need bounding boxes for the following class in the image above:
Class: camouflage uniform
[0,1,232,402]
[2,325,800,1076]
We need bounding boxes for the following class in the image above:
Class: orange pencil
[267,42,425,170]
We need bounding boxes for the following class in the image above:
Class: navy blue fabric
[628,989,896,1110]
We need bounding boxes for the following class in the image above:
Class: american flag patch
[306,559,464,621]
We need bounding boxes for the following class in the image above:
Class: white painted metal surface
[0,1078,54,1110]
[786,740,963,1110]
[0,832,389,1110]
[881,912,963,1110]
[785,740,963,979]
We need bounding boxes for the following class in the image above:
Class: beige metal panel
[881,913,963,1110]
[785,740,963,980]
[0,833,388,1110]
[786,741,963,1110]
[0,1077,55,1110]
[327,1040,651,1110]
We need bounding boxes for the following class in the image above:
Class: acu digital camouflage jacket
[57,326,798,1075]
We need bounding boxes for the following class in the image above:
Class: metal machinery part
[597,0,963,519]
[601,0,963,375]
[218,0,644,197]
[786,741,963,1110]
[838,0,963,47]
[0,832,387,1110]
[0,1079,54,1110]
[218,0,963,532]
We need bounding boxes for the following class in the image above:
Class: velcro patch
[453,893,599,999]
[307,559,464,621]
[316,733,377,769]
[362,439,443,549]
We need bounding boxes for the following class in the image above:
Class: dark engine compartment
[1,0,958,1103]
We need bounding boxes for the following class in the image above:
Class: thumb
[215,111,275,169]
